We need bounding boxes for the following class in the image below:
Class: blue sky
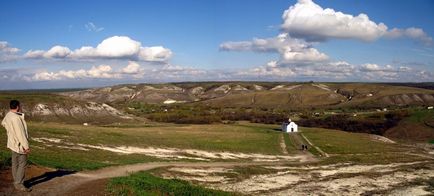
[0,0,433,89]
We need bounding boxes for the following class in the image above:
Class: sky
[0,0,433,89]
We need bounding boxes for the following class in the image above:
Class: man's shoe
[14,183,31,192]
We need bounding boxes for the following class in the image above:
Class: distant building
[428,106,433,110]
[282,119,298,133]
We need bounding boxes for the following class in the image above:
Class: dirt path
[300,133,329,157]
[279,134,289,155]
[7,156,316,196]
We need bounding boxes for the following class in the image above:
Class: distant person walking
[1,100,31,192]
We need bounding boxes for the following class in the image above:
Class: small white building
[282,119,298,133]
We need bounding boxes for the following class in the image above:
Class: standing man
[1,100,31,192]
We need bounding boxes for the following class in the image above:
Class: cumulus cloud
[220,33,329,63]
[24,36,172,62]
[28,61,207,81]
[85,22,104,32]
[281,0,388,42]
[358,63,417,80]
[386,27,433,45]
[0,41,20,62]
[234,59,433,82]
[121,61,143,74]
[281,0,432,44]
[237,60,356,80]
[26,45,71,58]
[138,46,173,62]
[0,41,20,53]
[31,65,119,81]
[236,61,296,77]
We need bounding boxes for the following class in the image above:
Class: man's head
[10,100,20,111]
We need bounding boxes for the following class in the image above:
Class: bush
[298,111,406,135]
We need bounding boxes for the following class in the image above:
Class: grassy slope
[301,127,428,164]
[0,122,285,170]
[201,83,434,109]
[331,83,434,108]
[384,108,434,142]
[0,92,80,108]
[203,84,345,108]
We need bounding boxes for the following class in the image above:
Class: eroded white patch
[31,137,302,162]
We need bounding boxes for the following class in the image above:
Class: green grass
[300,126,430,164]
[282,133,297,153]
[0,122,286,170]
[0,92,79,107]
[0,150,11,169]
[26,122,284,155]
[301,127,404,155]
[406,109,433,123]
[107,171,232,196]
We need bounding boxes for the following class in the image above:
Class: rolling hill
[60,82,434,109]
[0,92,134,124]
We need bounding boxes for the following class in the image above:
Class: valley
[0,82,433,195]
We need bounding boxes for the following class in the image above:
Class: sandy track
[279,134,289,155]
[10,158,315,196]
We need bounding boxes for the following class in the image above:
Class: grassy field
[300,127,429,164]
[0,122,287,170]
[302,127,403,154]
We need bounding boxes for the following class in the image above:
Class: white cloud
[237,61,296,77]
[281,0,432,44]
[360,63,395,72]
[220,33,329,63]
[358,63,418,80]
[28,61,209,81]
[31,65,119,81]
[25,45,72,58]
[281,47,328,63]
[281,0,388,42]
[138,46,173,62]
[71,36,141,59]
[87,65,116,78]
[234,60,434,82]
[238,60,356,79]
[32,72,59,81]
[121,61,143,74]
[386,28,433,45]
[85,22,104,32]
[0,41,20,62]
[0,41,20,53]
[24,50,45,58]
[24,36,172,62]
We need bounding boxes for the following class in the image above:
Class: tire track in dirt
[279,134,289,155]
[300,133,329,157]
[10,157,317,196]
